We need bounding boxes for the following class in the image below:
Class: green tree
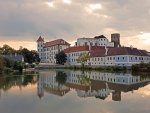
[2,44,16,54]
[56,71,67,85]
[18,48,40,64]
[55,51,67,65]
[77,52,90,67]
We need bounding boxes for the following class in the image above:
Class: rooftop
[64,45,150,57]
[64,46,89,53]
[37,36,44,42]
[44,39,70,48]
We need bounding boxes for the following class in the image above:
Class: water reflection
[0,73,37,97]
[37,70,150,101]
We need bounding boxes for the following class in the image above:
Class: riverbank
[35,63,128,72]
[36,63,150,73]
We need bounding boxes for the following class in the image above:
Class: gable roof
[44,39,70,48]
[37,36,44,42]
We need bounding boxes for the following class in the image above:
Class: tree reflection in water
[0,73,37,92]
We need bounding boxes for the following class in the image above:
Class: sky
[0,0,150,51]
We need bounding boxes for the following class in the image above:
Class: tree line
[0,44,40,64]
[0,44,40,73]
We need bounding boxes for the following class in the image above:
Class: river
[0,69,150,113]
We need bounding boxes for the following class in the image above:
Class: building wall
[66,53,150,66]
[37,41,44,61]
[38,43,69,63]
[66,51,89,65]
[76,38,114,47]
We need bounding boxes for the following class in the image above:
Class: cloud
[0,0,150,51]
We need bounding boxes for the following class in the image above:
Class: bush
[3,67,13,73]
[132,63,150,72]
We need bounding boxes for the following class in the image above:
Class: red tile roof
[44,39,70,48]
[64,45,149,57]
[37,36,44,42]
[90,46,106,57]
[90,47,150,57]
[64,46,89,53]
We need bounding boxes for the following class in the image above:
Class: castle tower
[112,91,121,101]
[37,75,44,99]
[111,33,121,47]
[37,36,44,61]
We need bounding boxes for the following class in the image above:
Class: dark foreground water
[0,70,150,113]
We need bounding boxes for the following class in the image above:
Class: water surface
[0,70,150,113]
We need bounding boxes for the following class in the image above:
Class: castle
[37,33,150,66]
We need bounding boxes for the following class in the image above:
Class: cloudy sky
[0,0,150,51]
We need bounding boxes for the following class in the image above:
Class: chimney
[89,42,92,51]
[105,45,108,56]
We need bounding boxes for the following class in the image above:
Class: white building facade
[37,34,150,66]
[37,36,70,64]
[76,35,114,47]
[64,46,150,66]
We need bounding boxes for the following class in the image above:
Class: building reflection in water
[37,70,150,101]
[37,70,70,99]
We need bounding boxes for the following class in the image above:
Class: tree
[56,71,67,85]
[77,52,90,67]
[55,51,67,65]
[1,44,16,54]
[19,48,40,64]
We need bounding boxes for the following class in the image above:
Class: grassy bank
[38,65,127,73]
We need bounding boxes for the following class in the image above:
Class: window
[110,57,112,60]
[122,57,125,60]
[85,42,87,46]
[118,57,119,60]
[92,58,94,61]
